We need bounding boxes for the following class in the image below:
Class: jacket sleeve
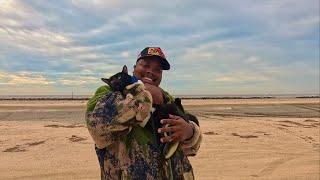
[85,82,153,149]
[180,121,202,156]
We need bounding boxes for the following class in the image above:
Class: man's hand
[158,114,194,143]
[144,83,164,105]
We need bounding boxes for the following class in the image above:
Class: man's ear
[122,65,128,74]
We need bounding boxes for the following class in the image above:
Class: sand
[0,98,319,180]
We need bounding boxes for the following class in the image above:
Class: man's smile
[142,77,156,84]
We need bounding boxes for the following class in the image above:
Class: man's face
[133,57,163,86]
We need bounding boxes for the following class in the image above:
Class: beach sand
[0,98,319,179]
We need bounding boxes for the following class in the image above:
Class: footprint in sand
[2,140,46,152]
[26,140,46,146]
[231,133,258,138]
[44,124,84,128]
[204,131,219,135]
[3,145,26,152]
[300,136,316,144]
[304,119,319,123]
[254,131,271,136]
[68,135,87,142]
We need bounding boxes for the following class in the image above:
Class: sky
[0,0,319,96]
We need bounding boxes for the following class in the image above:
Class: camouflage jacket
[85,82,202,180]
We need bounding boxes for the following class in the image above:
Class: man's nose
[146,68,154,75]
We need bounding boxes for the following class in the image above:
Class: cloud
[121,51,130,58]
[0,71,55,85]
[58,76,97,86]
[244,56,261,64]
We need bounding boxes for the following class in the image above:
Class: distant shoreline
[0,96,319,101]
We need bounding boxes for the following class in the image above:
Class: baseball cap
[136,47,170,70]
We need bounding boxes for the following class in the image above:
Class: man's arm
[85,83,152,149]
[144,83,165,105]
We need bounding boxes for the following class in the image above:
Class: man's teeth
[144,77,153,81]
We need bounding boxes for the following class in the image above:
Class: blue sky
[0,0,319,95]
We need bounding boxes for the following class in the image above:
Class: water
[0,95,91,100]
[174,94,319,99]
[0,94,318,100]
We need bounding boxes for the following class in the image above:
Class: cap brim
[137,55,170,70]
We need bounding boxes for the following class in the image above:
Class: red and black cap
[137,47,170,70]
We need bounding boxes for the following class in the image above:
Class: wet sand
[0,98,319,179]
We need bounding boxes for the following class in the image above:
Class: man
[86,47,202,180]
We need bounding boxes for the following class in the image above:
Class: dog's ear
[101,78,111,86]
[122,65,128,74]
[175,98,182,105]
[174,98,185,113]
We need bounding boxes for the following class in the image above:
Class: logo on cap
[147,47,166,59]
